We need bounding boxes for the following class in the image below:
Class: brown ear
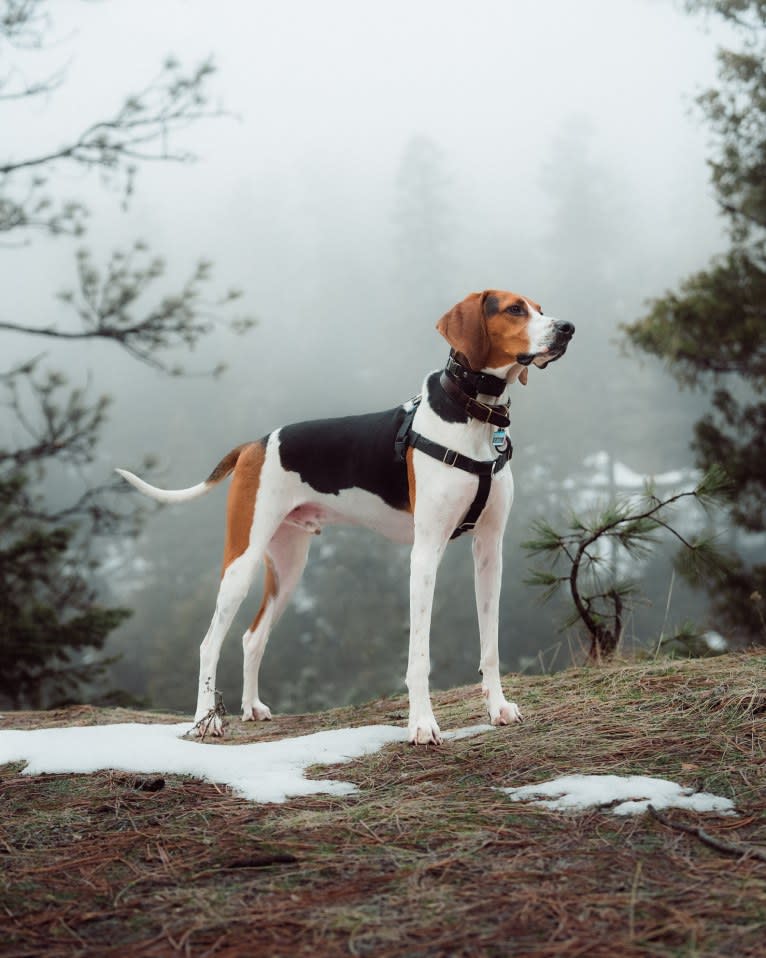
[519,367,529,386]
[435,291,492,371]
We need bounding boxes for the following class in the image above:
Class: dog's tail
[115,444,248,504]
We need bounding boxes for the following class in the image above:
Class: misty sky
[5,0,728,308]
[3,0,734,478]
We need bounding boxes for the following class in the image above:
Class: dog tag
[492,429,508,451]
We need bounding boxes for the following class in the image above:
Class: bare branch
[0,58,221,178]
[0,0,49,48]
[0,243,255,375]
[0,362,108,468]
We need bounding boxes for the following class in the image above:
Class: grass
[0,650,765,957]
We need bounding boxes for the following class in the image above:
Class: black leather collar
[445,351,507,397]
[439,370,510,428]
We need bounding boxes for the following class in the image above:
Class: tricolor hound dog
[117,290,573,744]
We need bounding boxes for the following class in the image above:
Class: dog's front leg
[406,530,447,745]
[472,520,522,727]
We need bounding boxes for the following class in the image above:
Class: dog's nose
[556,321,575,339]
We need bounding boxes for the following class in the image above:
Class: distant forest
[1,0,764,716]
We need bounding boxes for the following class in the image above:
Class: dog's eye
[505,303,524,316]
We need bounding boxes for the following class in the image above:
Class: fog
[2,0,747,714]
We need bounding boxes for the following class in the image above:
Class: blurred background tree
[624,0,766,644]
[392,136,455,357]
[0,0,253,708]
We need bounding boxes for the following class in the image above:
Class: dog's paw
[408,715,443,746]
[489,700,523,726]
[192,711,225,738]
[242,701,273,722]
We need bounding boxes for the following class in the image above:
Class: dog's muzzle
[518,320,575,369]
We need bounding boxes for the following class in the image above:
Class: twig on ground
[648,805,766,862]
[188,690,227,741]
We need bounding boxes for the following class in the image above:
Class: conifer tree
[523,469,731,659]
[0,1,252,707]
[623,0,766,641]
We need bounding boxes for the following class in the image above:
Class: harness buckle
[442,448,459,467]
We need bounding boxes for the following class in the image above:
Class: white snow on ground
[500,774,735,816]
[1,724,735,813]
[0,722,491,804]
[583,451,695,490]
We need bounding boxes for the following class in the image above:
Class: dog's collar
[439,373,510,428]
[439,355,509,429]
[445,351,507,397]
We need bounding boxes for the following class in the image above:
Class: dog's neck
[445,351,507,398]
[440,352,511,429]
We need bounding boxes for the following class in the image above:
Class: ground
[1,651,764,957]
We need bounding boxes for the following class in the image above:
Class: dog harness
[395,353,513,539]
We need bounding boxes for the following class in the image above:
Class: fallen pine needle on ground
[0,650,764,957]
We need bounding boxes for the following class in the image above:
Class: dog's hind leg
[193,440,281,737]
[194,547,261,736]
[241,523,313,722]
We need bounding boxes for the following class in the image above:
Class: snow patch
[0,721,490,804]
[702,630,728,652]
[583,451,696,490]
[500,774,735,816]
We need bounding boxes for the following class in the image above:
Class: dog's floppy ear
[436,291,496,371]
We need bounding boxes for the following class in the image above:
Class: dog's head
[436,290,574,384]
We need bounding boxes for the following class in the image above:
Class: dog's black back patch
[278,406,411,510]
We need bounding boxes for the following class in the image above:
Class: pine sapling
[522,466,733,660]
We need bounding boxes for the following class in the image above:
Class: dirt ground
[1,651,764,957]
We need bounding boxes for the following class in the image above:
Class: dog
[117,290,574,744]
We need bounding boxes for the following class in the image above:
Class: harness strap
[452,473,493,540]
[407,429,509,478]
[394,401,512,540]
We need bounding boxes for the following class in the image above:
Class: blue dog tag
[492,429,508,451]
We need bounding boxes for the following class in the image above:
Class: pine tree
[0,1,253,708]
[522,469,732,659]
[623,0,766,641]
